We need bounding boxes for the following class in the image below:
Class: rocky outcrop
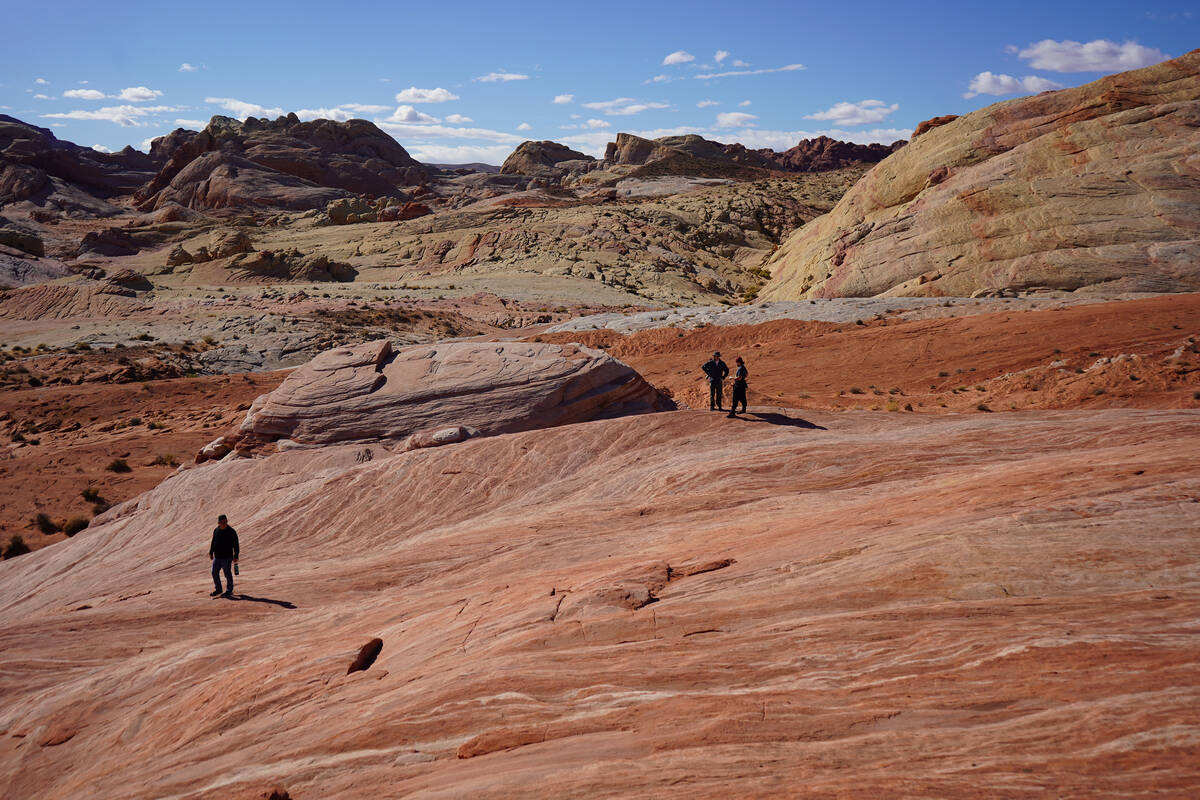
[761,136,903,172]
[0,280,147,319]
[761,49,1200,300]
[911,114,958,139]
[500,141,596,179]
[136,114,429,212]
[209,339,674,456]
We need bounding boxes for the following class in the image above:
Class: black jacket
[702,358,729,382]
[209,526,239,559]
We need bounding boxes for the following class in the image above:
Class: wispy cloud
[805,99,899,125]
[714,50,729,63]
[644,74,671,84]
[583,97,669,116]
[91,144,113,153]
[35,78,48,85]
[697,99,719,108]
[715,111,757,127]
[738,99,752,107]
[663,50,695,65]
[516,122,532,131]
[42,105,179,127]
[394,87,459,103]
[582,97,636,110]
[175,118,206,127]
[475,71,529,82]
[732,59,750,67]
[206,97,284,118]
[553,93,574,104]
[373,121,525,144]
[585,118,610,129]
[116,86,163,102]
[962,72,1062,98]
[33,94,52,100]
[445,113,473,124]
[695,63,805,79]
[179,63,199,72]
[404,143,513,165]
[295,104,391,122]
[63,88,105,100]
[1016,39,1169,72]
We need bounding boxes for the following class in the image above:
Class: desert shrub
[849,387,864,395]
[129,417,142,426]
[81,486,102,503]
[134,333,154,341]
[3,535,30,559]
[62,517,89,537]
[938,371,949,377]
[92,502,112,516]
[977,403,992,412]
[106,458,131,473]
[1094,388,1106,396]
[152,453,179,467]
[28,376,42,387]
[32,512,60,534]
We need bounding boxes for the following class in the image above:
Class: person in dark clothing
[701,351,730,411]
[209,514,239,597]
[727,356,748,417]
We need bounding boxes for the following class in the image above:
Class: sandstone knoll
[209,339,673,457]
[136,114,429,212]
[0,401,1197,796]
[500,141,595,180]
[761,49,1200,300]
[0,115,161,217]
[766,135,901,172]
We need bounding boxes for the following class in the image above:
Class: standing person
[727,356,749,417]
[701,351,730,411]
[209,514,239,597]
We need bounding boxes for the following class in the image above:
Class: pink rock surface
[1,408,1198,798]
[227,339,674,452]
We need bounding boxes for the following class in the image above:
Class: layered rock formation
[136,114,429,212]
[1,405,1197,797]
[760,49,1200,300]
[500,141,596,180]
[204,339,673,456]
[0,115,161,216]
[763,135,902,172]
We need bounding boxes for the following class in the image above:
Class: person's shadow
[732,411,827,430]
[224,594,297,609]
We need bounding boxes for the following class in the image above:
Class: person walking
[209,514,239,597]
[727,356,749,417]
[701,351,729,411]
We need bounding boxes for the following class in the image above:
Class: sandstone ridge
[760,49,1200,300]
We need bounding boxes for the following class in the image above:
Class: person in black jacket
[209,514,239,597]
[727,356,748,417]
[701,351,730,411]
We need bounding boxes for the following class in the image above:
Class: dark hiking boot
[210,590,221,597]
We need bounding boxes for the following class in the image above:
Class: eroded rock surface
[223,339,674,453]
[761,49,1200,300]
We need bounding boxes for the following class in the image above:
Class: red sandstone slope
[0,406,1198,797]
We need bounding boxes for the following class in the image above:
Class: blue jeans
[212,558,233,594]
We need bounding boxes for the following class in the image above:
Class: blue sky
[2,0,1194,164]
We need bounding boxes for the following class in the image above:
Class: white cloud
[179,63,198,72]
[585,118,610,129]
[715,50,729,63]
[374,121,525,143]
[33,94,52,100]
[663,50,695,65]
[175,118,206,127]
[805,99,899,125]
[91,144,113,153]
[738,99,752,107]
[569,113,581,119]
[716,111,757,128]
[582,97,636,110]
[715,127,911,150]
[732,59,749,67]
[516,122,532,131]
[140,137,156,151]
[387,105,441,124]
[42,105,178,127]
[553,93,574,104]
[393,86,459,103]
[64,88,105,100]
[475,71,529,82]
[35,78,48,85]
[405,143,513,165]
[962,72,1063,99]
[695,63,805,79]
[294,104,391,122]
[206,97,284,118]
[644,74,671,84]
[1017,39,1170,72]
[697,99,719,108]
[445,113,473,124]
[116,86,163,102]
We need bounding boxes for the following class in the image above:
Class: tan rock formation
[760,49,1200,300]
[1,407,1198,797]
[500,141,596,179]
[216,339,674,454]
[0,281,147,320]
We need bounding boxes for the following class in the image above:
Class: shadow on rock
[224,594,297,609]
[737,411,826,430]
